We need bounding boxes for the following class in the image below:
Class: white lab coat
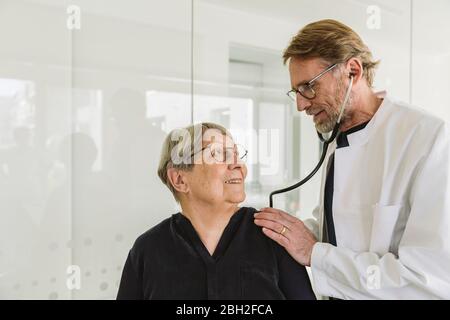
[306,92,450,299]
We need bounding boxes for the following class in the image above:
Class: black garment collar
[336,121,370,149]
[174,207,246,263]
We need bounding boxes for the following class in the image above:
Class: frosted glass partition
[0,0,73,299]
[0,0,191,299]
[68,0,192,299]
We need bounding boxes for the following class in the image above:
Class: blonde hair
[283,19,380,87]
[157,122,230,202]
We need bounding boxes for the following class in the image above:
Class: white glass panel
[68,0,191,299]
[0,0,192,300]
[0,0,72,299]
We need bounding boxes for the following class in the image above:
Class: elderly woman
[117,122,315,299]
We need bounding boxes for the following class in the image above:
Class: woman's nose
[228,159,245,178]
[230,154,242,168]
[227,152,242,168]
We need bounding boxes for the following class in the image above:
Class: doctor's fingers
[254,218,290,236]
[256,208,298,226]
[254,212,294,230]
[261,227,290,248]
[259,207,298,224]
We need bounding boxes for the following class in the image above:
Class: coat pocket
[369,204,403,256]
[333,205,373,252]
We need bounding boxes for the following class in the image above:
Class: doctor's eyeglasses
[287,63,338,101]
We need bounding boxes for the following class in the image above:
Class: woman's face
[184,130,247,207]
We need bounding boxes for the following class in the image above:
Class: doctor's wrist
[306,241,319,267]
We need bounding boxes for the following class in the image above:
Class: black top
[117,207,316,300]
[324,122,370,246]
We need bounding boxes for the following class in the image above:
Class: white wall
[411,0,450,121]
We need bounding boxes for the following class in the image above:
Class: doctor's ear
[167,168,190,194]
[345,58,364,84]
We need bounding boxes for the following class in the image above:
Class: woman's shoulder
[240,206,291,252]
[236,206,261,228]
[131,213,180,252]
[238,206,273,238]
[239,206,258,217]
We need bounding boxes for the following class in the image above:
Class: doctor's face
[184,130,248,207]
[289,57,349,133]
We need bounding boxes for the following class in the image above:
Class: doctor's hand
[254,207,317,267]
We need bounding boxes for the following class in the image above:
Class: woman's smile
[224,178,243,184]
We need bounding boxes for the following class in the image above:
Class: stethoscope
[269,75,354,208]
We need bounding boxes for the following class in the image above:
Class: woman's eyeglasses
[193,142,248,164]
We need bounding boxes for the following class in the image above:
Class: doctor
[254,19,450,299]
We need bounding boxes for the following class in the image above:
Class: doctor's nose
[296,94,313,113]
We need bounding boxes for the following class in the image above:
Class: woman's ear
[346,58,364,85]
[167,168,189,194]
